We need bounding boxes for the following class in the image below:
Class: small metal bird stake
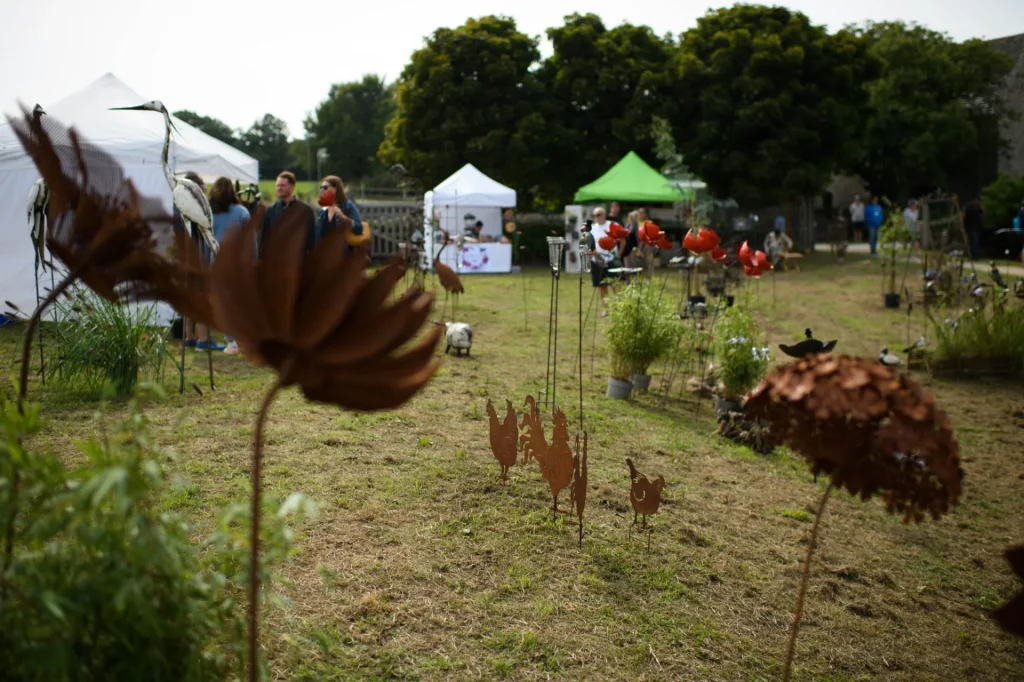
[626,457,666,552]
[486,398,518,482]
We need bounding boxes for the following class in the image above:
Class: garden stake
[694,300,724,417]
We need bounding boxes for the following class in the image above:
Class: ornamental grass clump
[605,282,680,380]
[745,353,962,681]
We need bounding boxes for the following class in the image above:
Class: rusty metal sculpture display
[993,544,1024,638]
[486,398,519,481]
[626,458,666,547]
[518,395,574,519]
[518,395,541,464]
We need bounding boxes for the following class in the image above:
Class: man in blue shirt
[864,196,884,255]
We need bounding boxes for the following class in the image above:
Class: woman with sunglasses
[316,176,363,246]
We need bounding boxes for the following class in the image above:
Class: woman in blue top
[209,177,251,354]
[864,195,885,256]
[317,175,362,246]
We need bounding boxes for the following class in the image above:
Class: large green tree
[673,4,879,205]
[172,109,238,146]
[240,114,293,179]
[378,16,547,205]
[306,75,395,184]
[853,22,1015,200]
[536,14,678,205]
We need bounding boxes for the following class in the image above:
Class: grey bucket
[607,377,633,400]
[630,373,653,392]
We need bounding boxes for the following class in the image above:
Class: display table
[438,242,512,274]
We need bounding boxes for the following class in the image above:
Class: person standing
[259,171,316,258]
[765,220,793,268]
[849,195,866,242]
[865,196,884,255]
[209,177,251,355]
[585,207,616,317]
[962,197,984,260]
[179,172,224,352]
[903,199,920,248]
[316,176,363,247]
[621,210,640,269]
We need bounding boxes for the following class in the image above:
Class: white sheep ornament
[445,322,473,357]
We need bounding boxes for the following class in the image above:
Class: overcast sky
[2,0,1021,140]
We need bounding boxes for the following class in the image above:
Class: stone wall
[989,32,1024,179]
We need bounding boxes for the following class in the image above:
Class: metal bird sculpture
[879,347,901,367]
[778,328,838,359]
[109,100,218,255]
[903,336,926,354]
[990,262,1008,290]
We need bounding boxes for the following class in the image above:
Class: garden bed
[925,354,1022,379]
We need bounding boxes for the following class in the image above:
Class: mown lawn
[2,251,1023,681]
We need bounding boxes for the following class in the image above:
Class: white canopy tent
[422,163,516,274]
[0,72,259,317]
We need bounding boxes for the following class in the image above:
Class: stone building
[989,32,1024,179]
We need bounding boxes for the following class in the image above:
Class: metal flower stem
[18,265,84,411]
[179,332,187,394]
[578,265,585,432]
[571,288,596,379]
[248,357,294,682]
[33,256,46,386]
[783,481,834,682]
[542,269,556,411]
[694,299,724,417]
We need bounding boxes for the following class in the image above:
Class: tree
[172,109,238,146]
[306,75,395,184]
[536,14,678,205]
[853,22,1015,201]
[240,114,293,179]
[673,5,880,205]
[378,16,547,206]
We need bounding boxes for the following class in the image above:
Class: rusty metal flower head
[993,544,1024,637]
[210,209,442,409]
[746,354,963,523]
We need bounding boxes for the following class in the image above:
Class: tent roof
[0,73,258,183]
[573,151,682,203]
[425,163,516,207]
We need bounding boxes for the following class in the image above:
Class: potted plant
[879,205,916,309]
[713,307,771,415]
[605,282,679,398]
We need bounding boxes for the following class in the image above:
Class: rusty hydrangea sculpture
[209,213,441,681]
[993,544,1024,638]
[746,353,962,681]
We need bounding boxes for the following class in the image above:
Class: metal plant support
[540,237,566,412]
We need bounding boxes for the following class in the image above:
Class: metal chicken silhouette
[626,457,666,550]
[487,398,519,481]
[518,395,542,464]
[518,396,574,519]
[569,430,588,547]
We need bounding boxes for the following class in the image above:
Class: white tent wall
[0,163,178,321]
[0,72,258,319]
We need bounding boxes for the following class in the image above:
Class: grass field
[3,252,1023,681]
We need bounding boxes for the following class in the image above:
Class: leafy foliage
[47,286,170,397]
[928,303,1024,364]
[853,22,1015,199]
[714,307,770,399]
[605,282,681,378]
[240,114,293,179]
[0,390,316,681]
[535,14,678,206]
[981,173,1024,232]
[306,75,396,185]
[378,16,546,206]
[173,110,239,147]
[672,5,879,205]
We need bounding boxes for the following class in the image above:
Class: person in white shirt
[849,195,866,242]
[585,206,616,317]
[903,199,920,246]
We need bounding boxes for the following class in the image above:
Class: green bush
[47,286,170,396]
[929,300,1024,364]
[605,282,682,379]
[981,173,1024,233]
[714,307,771,399]
[0,389,316,681]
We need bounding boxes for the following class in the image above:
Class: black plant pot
[883,292,901,309]
[725,295,735,307]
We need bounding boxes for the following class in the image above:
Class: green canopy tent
[573,151,683,203]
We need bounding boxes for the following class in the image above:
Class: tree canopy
[172,110,238,146]
[671,4,880,205]
[378,16,547,201]
[306,75,396,185]
[852,22,1015,201]
[239,114,292,179]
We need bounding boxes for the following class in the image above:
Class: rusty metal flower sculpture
[210,212,442,681]
[993,544,1024,638]
[745,353,962,681]
[7,103,214,407]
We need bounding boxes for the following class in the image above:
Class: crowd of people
[176,170,363,354]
